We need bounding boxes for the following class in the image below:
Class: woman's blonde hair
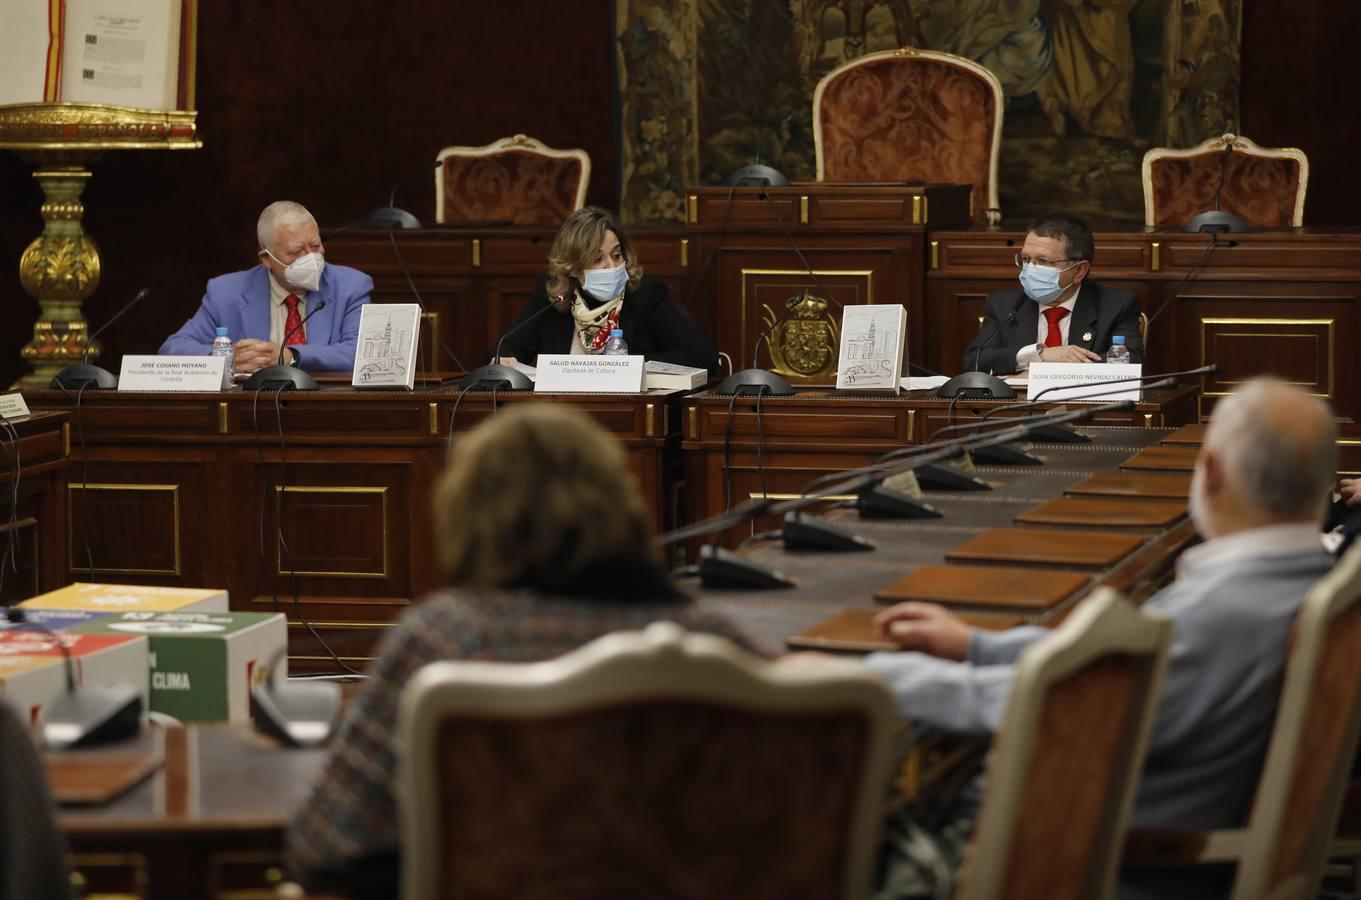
[434,403,656,590]
[545,206,643,302]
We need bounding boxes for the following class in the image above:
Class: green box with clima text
[69,610,287,723]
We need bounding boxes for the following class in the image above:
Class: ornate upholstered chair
[397,622,897,900]
[1141,133,1309,228]
[1123,541,1361,899]
[956,588,1173,900]
[813,48,1004,226]
[434,134,590,226]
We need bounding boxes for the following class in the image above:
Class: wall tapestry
[616,0,1242,225]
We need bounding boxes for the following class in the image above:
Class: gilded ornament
[19,235,101,303]
[764,293,840,379]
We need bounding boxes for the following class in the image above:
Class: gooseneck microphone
[358,159,445,231]
[1184,143,1250,234]
[243,299,329,392]
[937,296,1026,399]
[457,295,565,391]
[51,287,151,390]
[714,189,838,396]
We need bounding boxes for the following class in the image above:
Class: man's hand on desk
[873,602,974,661]
[1039,345,1103,364]
[233,339,292,373]
[1341,478,1361,509]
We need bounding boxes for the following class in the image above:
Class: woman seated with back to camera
[286,403,754,897]
[497,206,719,373]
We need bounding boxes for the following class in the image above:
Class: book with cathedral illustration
[835,303,907,392]
[352,304,421,390]
[0,0,192,109]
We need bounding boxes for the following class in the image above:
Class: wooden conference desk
[25,385,1196,668]
[681,385,1199,537]
[0,410,70,604]
[691,424,1199,655]
[25,387,686,671]
[52,426,1199,900]
[329,213,1361,463]
[55,725,326,900]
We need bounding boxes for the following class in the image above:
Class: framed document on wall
[0,0,201,387]
[0,0,198,110]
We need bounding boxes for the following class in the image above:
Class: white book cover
[836,304,907,391]
[352,304,421,390]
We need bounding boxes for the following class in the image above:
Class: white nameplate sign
[1027,362,1143,403]
[534,355,645,393]
[119,356,226,392]
[0,393,31,419]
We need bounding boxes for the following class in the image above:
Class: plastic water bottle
[603,329,629,356]
[1105,334,1130,364]
[210,326,235,389]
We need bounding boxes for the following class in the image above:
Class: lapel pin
[1082,331,1093,342]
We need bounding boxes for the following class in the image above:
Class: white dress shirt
[268,273,309,347]
[1014,293,1078,370]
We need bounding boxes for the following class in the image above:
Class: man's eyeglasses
[1014,253,1080,268]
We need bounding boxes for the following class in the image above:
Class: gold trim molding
[66,483,181,576]
[1198,316,1335,398]
[273,486,389,579]
[0,103,200,151]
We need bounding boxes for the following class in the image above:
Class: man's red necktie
[1042,306,1069,349]
[283,294,305,345]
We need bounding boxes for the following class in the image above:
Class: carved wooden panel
[1171,285,1358,423]
[68,482,182,577]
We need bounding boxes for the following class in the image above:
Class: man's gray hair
[1205,378,1337,521]
[256,201,316,252]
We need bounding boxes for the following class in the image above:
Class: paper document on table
[901,376,949,391]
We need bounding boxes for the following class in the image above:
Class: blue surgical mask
[580,263,628,303]
[1018,261,1078,304]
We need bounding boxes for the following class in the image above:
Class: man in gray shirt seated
[864,378,1337,899]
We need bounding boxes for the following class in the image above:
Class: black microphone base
[1183,210,1251,234]
[855,484,942,520]
[251,680,343,748]
[360,206,422,229]
[971,442,1043,466]
[713,368,796,396]
[915,462,991,492]
[458,364,535,391]
[1027,422,1091,444]
[697,545,795,590]
[244,365,319,391]
[51,363,117,390]
[936,372,1017,399]
[43,685,142,750]
[781,512,874,552]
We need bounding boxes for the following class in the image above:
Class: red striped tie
[283,294,305,345]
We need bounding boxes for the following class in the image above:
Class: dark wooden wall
[1,0,1358,387]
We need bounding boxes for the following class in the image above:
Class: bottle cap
[1111,335,1125,345]
[610,329,623,338]
[215,326,229,337]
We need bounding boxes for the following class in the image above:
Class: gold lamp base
[0,103,201,388]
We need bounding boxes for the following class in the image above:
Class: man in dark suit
[962,213,1143,374]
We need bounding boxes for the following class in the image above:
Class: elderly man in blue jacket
[160,201,371,374]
